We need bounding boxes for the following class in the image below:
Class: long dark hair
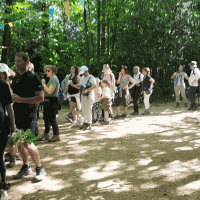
[72,65,79,75]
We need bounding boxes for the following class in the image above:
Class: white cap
[80,65,88,75]
[0,63,11,76]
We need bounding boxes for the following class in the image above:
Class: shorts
[115,89,128,107]
[101,98,111,111]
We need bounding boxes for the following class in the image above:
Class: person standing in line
[39,65,60,142]
[101,64,115,118]
[188,61,200,110]
[67,65,81,127]
[92,78,102,123]
[131,66,144,115]
[100,80,112,125]
[79,66,96,130]
[142,67,155,115]
[12,52,46,182]
[0,77,16,195]
[171,65,189,108]
[0,63,18,168]
[114,66,135,118]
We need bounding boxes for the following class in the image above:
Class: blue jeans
[188,86,198,107]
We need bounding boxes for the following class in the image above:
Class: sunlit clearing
[140,181,159,189]
[81,161,125,181]
[51,158,74,166]
[136,157,153,166]
[13,176,69,194]
[139,159,200,182]
[176,180,200,196]
[97,178,133,192]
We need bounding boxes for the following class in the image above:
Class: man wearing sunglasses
[11,52,46,182]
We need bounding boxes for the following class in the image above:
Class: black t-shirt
[0,80,12,112]
[68,75,79,95]
[12,71,43,118]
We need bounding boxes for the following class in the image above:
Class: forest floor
[5,101,200,200]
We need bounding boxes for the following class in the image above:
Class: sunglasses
[46,70,51,72]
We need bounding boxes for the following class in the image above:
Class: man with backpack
[131,66,144,115]
[188,61,200,110]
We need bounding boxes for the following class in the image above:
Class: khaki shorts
[101,98,111,111]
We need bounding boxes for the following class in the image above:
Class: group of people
[171,61,200,110]
[60,64,155,131]
[6,53,200,199]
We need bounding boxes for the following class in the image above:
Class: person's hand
[119,72,122,78]
[11,94,22,103]
[83,89,89,95]
[124,86,128,90]
[68,81,73,86]
[42,79,46,85]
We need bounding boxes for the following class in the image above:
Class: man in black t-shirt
[0,79,16,190]
[12,52,46,182]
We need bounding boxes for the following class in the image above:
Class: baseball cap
[189,61,197,67]
[0,63,11,76]
[80,65,88,75]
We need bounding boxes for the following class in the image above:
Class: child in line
[100,80,111,125]
[92,78,102,123]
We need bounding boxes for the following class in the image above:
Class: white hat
[80,65,88,75]
[189,61,197,67]
[0,63,11,76]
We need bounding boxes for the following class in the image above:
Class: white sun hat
[0,63,11,76]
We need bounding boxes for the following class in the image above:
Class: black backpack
[58,87,65,105]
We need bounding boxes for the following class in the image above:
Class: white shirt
[80,75,96,101]
[189,68,200,86]
[133,72,144,86]
[102,87,111,99]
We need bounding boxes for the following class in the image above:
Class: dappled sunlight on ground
[6,103,200,199]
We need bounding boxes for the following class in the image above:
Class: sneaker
[175,103,180,108]
[131,112,139,115]
[188,106,193,110]
[65,117,73,123]
[120,114,127,118]
[8,156,16,168]
[79,123,87,129]
[100,121,109,125]
[34,167,46,182]
[114,115,120,119]
[14,165,33,179]
[185,103,189,107]
[0,189,8,200]
[38,133,50,141]
[70,121,78,128]
[142,109,150,115]
[83,124,91,130]
[48,135,60,142]
[92,119,97,124]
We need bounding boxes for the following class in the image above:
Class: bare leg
[18,143,28,165]
[104,111,109,121]
[116,106,120,115]
[124,107,127,115]
[24,142,41,168]
[8,144,17,156]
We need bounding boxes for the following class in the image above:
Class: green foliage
[8,129,37,147]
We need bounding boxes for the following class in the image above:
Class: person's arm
[12,90,44,104]
[43,84,56,95]
[117,72,122,85]
[149,78,155,87]
[184,74,189,80]
[6,103,16,133]
[171,73,177,79]
[69,76,81,90]
[124,77,135,90]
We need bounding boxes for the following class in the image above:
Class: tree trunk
[97,0,101,70]
[101,0,106,56]
[106,0,110,57]
[83,5,90,68]
[1,0,12,64]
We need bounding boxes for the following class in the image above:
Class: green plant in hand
[8,129,37,147]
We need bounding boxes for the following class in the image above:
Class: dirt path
[6,102,200,200]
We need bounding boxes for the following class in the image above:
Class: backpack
[58,86,65,105]
[192,68,200,87]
